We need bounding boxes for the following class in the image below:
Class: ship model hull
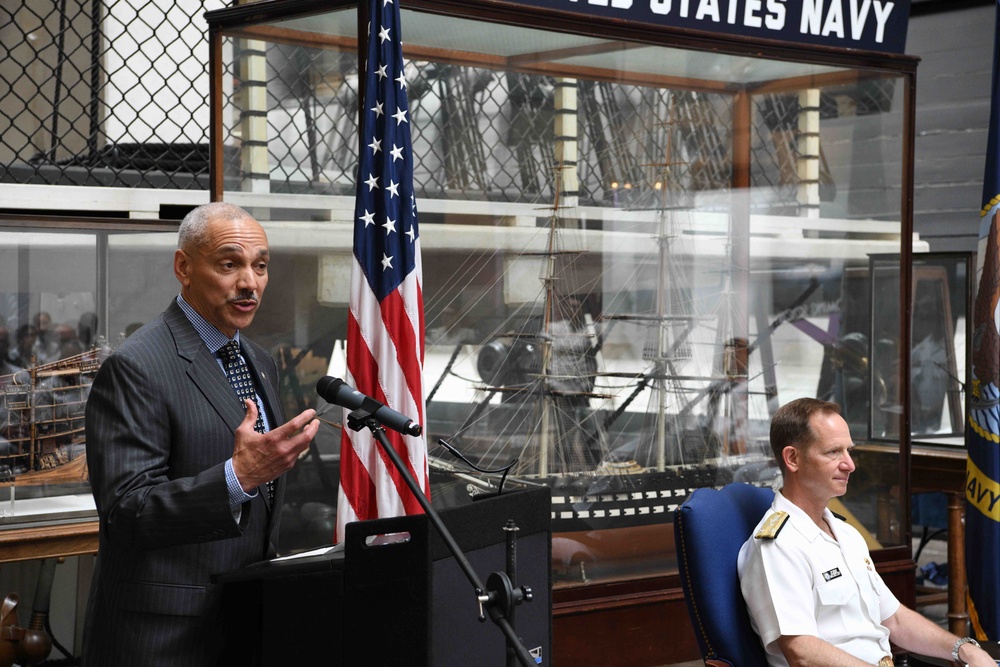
[434,395,777,535]
[0,351,101,488]
[545,459,774,533]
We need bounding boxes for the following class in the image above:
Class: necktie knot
[218,339,242,366]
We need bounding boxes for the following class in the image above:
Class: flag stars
[357,7,417,280]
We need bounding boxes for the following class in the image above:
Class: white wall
[907,4,996,252]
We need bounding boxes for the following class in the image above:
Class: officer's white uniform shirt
[737,491,900,666]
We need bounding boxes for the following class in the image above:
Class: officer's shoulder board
[831,510,847,522]
[755,511,789,540]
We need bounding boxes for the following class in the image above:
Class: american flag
[336,0,428,543]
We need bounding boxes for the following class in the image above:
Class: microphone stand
[345,408,537,667]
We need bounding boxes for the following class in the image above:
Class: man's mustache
[230,291,258,303]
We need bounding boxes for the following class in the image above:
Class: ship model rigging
[426,95,779,536]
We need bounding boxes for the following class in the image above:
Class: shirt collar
[774,489,836,543]
[176,294,239,355]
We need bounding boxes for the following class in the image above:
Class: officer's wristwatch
[952,636,980,663]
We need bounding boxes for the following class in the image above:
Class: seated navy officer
[738,398,993,667]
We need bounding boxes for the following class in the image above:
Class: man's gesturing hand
[231,400,320,492]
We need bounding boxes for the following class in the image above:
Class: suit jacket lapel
[164,300,245,434]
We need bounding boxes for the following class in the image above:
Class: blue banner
[966,0,1000,641]
[505,0,911,54]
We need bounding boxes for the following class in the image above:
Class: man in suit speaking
[82,202,320,666]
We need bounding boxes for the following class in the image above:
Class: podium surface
[217,486,551,666]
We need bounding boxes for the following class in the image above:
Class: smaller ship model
[0,348,105,487]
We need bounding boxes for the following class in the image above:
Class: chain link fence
[0,0,227,188]
[1,0,894,211]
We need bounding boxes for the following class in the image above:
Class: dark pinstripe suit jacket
[82,300,285,667]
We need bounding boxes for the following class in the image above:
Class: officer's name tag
[822,568,842,581]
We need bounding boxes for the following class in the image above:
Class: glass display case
[0,218,176,536]
[851,252,971,442]
[909,253,971,440]
[204,0,919,661]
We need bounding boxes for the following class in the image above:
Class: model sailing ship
[0,348,103,487]
[425,99,778,537]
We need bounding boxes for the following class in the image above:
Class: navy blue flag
[336,0,428,542]
[966,0,1000,640]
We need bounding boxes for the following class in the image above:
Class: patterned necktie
[218,340,273,502]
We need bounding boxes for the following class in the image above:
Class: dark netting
[753,93,803,214]
[750,81,896,216]
[223,46,746,208]
[236,40,362,196]
[1,0,888,207]
[0,0,224,189]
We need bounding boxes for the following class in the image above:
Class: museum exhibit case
[201,1,921,663]
[0,217,181,561]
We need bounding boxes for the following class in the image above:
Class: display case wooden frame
[204,3,920,664]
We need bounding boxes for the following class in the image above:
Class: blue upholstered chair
[674,483,775,667]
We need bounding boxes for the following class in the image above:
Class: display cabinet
[204,1,920,663]
[908,252,972,441]
[0,217,179,560]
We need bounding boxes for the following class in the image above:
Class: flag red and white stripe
[336,0,428,543]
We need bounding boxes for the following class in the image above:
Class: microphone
[316,376,422,437]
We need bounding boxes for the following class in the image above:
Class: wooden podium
[216,486,552,666]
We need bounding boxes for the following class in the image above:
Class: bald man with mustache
[83,203,319,667]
